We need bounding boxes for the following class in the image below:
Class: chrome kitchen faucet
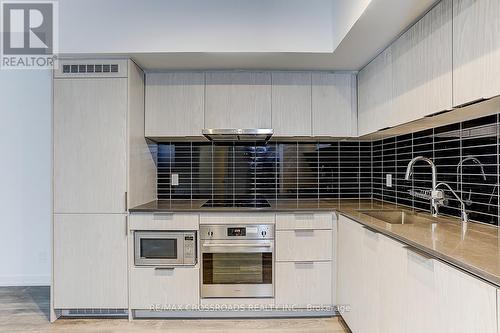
[405,156,468,223]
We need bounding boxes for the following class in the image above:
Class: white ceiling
[60,0,438,71]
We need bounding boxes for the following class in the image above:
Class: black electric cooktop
[201,198,271,208]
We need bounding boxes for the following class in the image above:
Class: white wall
[59,0,336,53]
[0,69,52,286]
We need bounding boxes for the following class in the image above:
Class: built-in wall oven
[134,231,197,266]
[200,224,274,298]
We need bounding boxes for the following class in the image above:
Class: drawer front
[129,213,199,230]
[276,261,332,307]
[276,213,333,230]
[130,267,199,309]
[276,230,332,261]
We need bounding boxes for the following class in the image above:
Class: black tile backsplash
[156,114,500,226]
[374,114,500,225]
[158,141,372,203]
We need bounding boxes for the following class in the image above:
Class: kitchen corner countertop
[130,199,500,287]
[128,198,384,212]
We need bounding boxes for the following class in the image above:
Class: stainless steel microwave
[134,231,196,266]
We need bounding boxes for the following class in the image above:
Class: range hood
[202,129,273,142]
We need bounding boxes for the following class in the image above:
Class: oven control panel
[201,224,274,240]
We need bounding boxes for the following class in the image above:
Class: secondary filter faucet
[405,156,443,217]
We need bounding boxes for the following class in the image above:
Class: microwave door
[135,232,184,266]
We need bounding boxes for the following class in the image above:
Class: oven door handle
[202,242,272,248]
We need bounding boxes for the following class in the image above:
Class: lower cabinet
[129,266,199,309]
[338,215,498,333]
[275,213,334,308]
[276,261,332,308]
[53,214,128,309]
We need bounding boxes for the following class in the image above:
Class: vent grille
[61,308,128,317]
[62,63,119,74]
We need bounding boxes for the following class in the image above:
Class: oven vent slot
[60,308,128,317]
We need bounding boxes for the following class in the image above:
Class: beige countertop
[130,198,500,287]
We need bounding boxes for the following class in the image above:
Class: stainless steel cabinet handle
[202,243,272,248]
[154,267,175,270]
[404,245,434,260]
[362,225,379,234]
[294,261,314,266]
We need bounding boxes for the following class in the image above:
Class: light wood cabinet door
[453,0,500,107]
[53,214,128,309]
[145,72,204,137]
[360,226,380,333]
[54,78,127,213]
[130,267,199,309]
[276,230,332,262]
[358,47,393,136]
[271,72,311,136]
[377,235,407,333]
[276,261,332,308]
[435,260,497,333]
[404,247,439,333]
[392,0,452,122]
[312,72,357,137]
[337,215,364,332]
[205,72,271,129]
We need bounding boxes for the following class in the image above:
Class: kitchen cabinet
[337,215,364,332]
[435,260,496,333]
[391,0,452,122]
[338,215,498,333]
[275,213,333,308]
[453,0,500,107]
[205,72,271,129]
[271,72,312,136]
[276,262,332,308]
[312,72,357,137]
[357,47,393,136]
[145,72,205,137]
[130,267,199,309]
[53,77,128,213]
[276,230,332,262]
[404,247,439,333]
[53,214,128,309]
[377,234,407,333]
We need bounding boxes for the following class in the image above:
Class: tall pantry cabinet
[52,60,156,317]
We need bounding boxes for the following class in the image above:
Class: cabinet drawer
[276,213,332,230]
[276,261,332,307]
[276,230,332,261]
[130,267,199,309]
[129,213,199,230]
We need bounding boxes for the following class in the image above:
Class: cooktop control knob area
[200,224,274,240]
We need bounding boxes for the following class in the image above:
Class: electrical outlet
[386,174,392,187]
[171,173,179,186]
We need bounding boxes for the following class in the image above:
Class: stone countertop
[130,199,500,287]
[128,198,383,212]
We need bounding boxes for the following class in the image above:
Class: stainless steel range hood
[202,129,273,142]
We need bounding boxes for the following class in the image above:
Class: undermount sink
[357,209,430,225]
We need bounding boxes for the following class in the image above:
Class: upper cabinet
[312,72,357,137]
[145,71,357,138]
[145,72,204,137]
[205,71,272,129]
[392,0,453,123]
[453,0,500,107]
[358,46,393,136]
[271,72,312,136]
[358,0,455,136]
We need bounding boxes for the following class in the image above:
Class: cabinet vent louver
[62,63,119,74]
[61,308,128,317]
